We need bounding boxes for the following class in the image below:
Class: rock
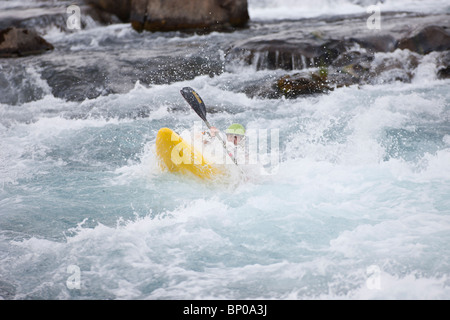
[350,34,398,53]
[398,26,450,55]
[84,0,132,22]
[331,51,374,68]
[226,34,399,73]
[368,49,420,84]
[82,5,125,25]
[327,68,363,88]
[315,40,350,67]
[241,79,283,99]
[0,27,53,58]
[276,72,332,98]
[328,51,373,86]
[436,51,450,79]
[226,37,352,71]
[240,70,334,100]
[130,0,249,32]
[438,66,450,79]
[224,13,450,75]
[36,49,224,102]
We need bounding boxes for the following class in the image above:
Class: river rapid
[1,0,450,299]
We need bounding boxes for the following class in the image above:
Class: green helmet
[226,123,245,136]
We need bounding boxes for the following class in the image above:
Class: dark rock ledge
[0,27,54,58]
[85,0,250,32]
[227,13,450,99]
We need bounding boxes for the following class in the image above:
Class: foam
[248,0,450,20]
[1,18,450,299]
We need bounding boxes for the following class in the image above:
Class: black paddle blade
[180,87,207,122]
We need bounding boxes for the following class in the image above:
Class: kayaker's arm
[202,126,219,144]
[209,126,219,137]
[202,127,220,144]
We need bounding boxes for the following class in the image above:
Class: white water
[1,0,450,300]
[248,0,450,20]
[1,68,449,299]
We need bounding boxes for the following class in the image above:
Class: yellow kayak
[155,128,225,180]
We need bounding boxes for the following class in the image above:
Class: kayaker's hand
[210,127,219,137]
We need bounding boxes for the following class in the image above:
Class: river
[1,0,449,299]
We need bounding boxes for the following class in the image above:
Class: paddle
[180,87,241,168]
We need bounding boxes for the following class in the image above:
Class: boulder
[130,0,249,32]
[226,38,352,71]
[241,81,283,99]
[350,34,398,53]
[84,0,132,22]
[328,51,373,85]
[277,72,332,98]
[438,66,450,79]
[437,51,450,79]
[0,27,53,58]
[398,26,450,55]
[367,49,420,84]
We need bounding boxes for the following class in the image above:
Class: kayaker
[203,123,247,164]
[209,123,246,146]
